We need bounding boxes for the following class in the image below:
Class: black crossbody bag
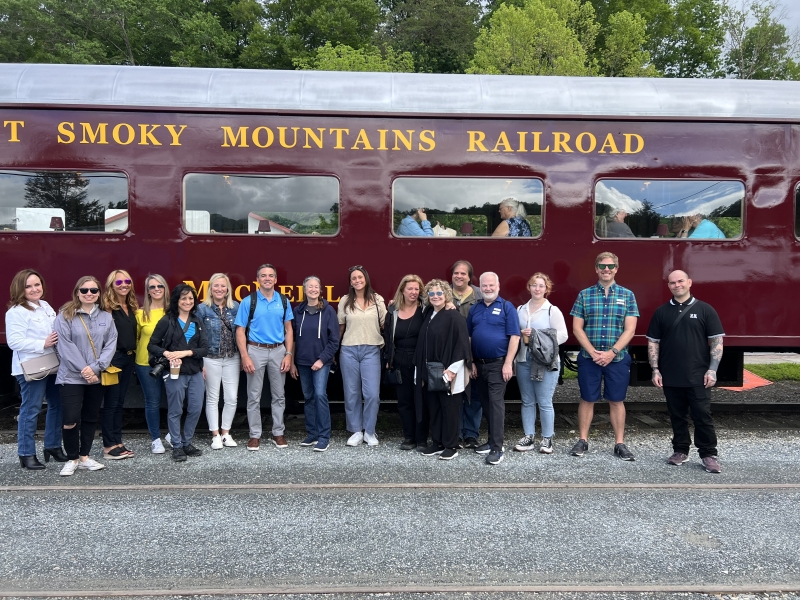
[424,317,449,393]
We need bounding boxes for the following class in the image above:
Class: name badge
[492,308,501,315]
[615,299,625,306]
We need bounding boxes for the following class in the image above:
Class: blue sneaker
[486,449,504,465]
[300,436,317,447]
[313,441,329,453]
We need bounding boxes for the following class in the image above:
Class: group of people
[399,197,532,238]
[597,206,726,239]
[7,251,724,474]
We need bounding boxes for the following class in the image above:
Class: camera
[149,356,170,379]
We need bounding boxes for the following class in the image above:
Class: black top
[413,306,472,389]
[111,307,137,353]
[394,309,424,350]
[147,314,209,376]
[646,297,724,387]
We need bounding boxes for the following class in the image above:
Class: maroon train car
[2,64,800,394]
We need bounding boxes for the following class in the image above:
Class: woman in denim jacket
[196,273,240,450]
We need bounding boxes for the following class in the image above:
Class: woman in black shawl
[414,279,472,460]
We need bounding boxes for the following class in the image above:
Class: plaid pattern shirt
[570,282,639,362]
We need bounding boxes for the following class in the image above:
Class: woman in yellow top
[135,274,170,454]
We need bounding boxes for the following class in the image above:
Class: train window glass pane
[594,179,744,240]
[795,184,800,239]
[0,170,129,233]
[182,174,339,235]
[392,178,543,238]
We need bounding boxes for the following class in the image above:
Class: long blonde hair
[391,274,424,310]
[141,274,170,322]
[202,273,235,309]
[60,276,103,320]
[103,269,140,313]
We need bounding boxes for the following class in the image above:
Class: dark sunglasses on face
[428,291,444,297]
[79,287,100,294]
[115,279,132,286]
[596,264,618,270]
[148,284,165,290]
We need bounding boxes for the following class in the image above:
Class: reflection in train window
[0,170,129,233]
[594,179,744,240]
[182,174,339,235]
[392,178,543,238]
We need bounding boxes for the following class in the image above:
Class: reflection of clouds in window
[676,188,743,216]
[0,171,127,208]
[393,178,542,212]
[0,173,27,207]
[595,182,644,213]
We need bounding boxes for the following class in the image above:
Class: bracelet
[285,351,293,357]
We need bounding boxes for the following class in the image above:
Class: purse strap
[77,314,98,360]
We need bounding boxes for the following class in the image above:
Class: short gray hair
[479,271,500,286]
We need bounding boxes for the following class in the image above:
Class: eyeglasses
[428,291,444,297]
[349,265,364,273]
[596,264,618,270]
[115,279,132,286]
[79,287,100,294]
[148,284,165,290]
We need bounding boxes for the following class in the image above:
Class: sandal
[120,445,134,457]
[103,446,129,460]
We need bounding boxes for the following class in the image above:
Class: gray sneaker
[571,439,589,457]
[475,443,491,455]
[614,443,635,461]
[702,456,721,473]
[667,452,689,466]
[539,437,553,454]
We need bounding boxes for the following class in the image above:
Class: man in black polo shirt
[646,270,724,473]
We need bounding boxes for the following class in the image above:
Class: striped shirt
[570,282,639,361]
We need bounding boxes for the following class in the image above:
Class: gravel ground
[4,595,800,600]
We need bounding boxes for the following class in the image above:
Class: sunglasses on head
[349,265,364,273]
[596,264,617,270]
[148,284,165,290]
[115,278,132,286]
[428,290,444,297]
[79,287,100,294]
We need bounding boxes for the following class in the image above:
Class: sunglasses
[115,279,132,286]
[596,264,618,270]
[428,291,444,297]
[79,287,100,294]
[349,265,364,273]
[148,284,165,290]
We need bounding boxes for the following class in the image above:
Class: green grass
[744,363,800,381]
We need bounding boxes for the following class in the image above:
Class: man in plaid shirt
[569,251,639,460]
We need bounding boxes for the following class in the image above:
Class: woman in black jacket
[148,284,208,462]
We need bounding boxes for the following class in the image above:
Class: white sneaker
[77,457,105,471]
[164,433,172,447]
[60,460,79,476]
[346,431,364,446]
[151,438,165,454]
[210,435,223,450]
[221,433,238,447]
[364,432,379,446]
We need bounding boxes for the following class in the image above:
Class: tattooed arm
[647,339,662,388]
[704,336,724,388]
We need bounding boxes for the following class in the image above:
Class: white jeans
[203,355,240,432]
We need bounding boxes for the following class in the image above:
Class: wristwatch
[611,347,619,356]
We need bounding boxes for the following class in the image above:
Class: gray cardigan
[54,307,117,385]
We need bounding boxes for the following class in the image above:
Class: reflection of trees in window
[394,201,542,237]
[707,201,741,238]
[628,200,660,237]
[24,172,104,231]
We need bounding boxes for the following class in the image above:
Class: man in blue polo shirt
[467,272,520,465]
[570,251,638,460]
[235,264,294,451]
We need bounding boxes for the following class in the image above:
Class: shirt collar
[594,282,617,293]
[670,295,695,307]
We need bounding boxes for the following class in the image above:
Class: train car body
[2,64,800,394]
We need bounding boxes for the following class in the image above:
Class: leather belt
[475,357,503,364]
[247,341,283,349]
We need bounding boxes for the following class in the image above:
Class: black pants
[102,351,135,447]
[427,389,463,449]
[61,383,105,460]
[475,360,507,452]
[663,385,718,458]
[393,349,429,444]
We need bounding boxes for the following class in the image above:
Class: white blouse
[515,299,569,363]
[5,300,58,376]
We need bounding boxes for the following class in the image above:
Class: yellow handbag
[78,315,121,386]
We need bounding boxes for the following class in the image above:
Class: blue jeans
[165,372,205,449]
[460,380,483,440]
[516,358,558,438]
[135,365,165,440]
[339,344,381,435]
[298,364,332,443]
[16,374,62,456]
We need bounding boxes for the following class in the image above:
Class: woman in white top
[337,266,387,447]
[6,269,65,470]
[514,272,568,454]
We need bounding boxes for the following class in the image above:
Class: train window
[182,173,339,235]
[594,179,744,240]
[795,184,800,239]
[0,170,128,233]
[392,177,543,238]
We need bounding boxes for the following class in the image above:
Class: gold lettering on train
[575,132,597,153]
[329,128,349,149]
[139,124,162,146]
[81,123,108,144]
[552,132,573,153]
[467,130,643,154]
[418,130,435,152]
[303,128,325,149]
[531,132,550,153]
[352,129,374,150]
[165,125,187,146]
[492,132,513,153]
[278,126,299,149]
[220,126,436,152]
[252,126,273,148]
[624,133,645,154]
[58,122,75,144]
[188,281,340,304]
[58,121,187,146]
[598,133,620,154]
[3,120,24,142]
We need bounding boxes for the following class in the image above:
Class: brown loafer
[272,435,288,448]
[246,438,260,451]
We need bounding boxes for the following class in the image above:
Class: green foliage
[602,10,660,76]
[744,363,800,381]
[295,42,414,72]
[711,217,741,239]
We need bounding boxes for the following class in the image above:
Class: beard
[482,291,498,302]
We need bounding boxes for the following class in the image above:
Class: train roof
[1,62,799,121]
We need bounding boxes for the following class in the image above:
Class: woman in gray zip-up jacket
[53,276,117,476]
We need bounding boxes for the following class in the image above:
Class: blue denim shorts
[577,352,632,402]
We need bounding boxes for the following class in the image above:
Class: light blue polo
[234,290,293,345]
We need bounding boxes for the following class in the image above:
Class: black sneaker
[614,443,635,461]
[514,435,536,452]
[571,439,589,457]
[486,449,504,465]
[475,443,491,455]
[421,444,445,456]
[439,448,458,460]
[184,444,203,457]
[463,437,479,449]
[172,447,187,462]
[400,439,417,451]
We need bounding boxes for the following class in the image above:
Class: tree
[657,0,725,77]
[295,42,414,71]
[602,10,660,76]
[724,1,800,79]
[24,172,104,230]
[383,0,481,73]
[468,0,591,75]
